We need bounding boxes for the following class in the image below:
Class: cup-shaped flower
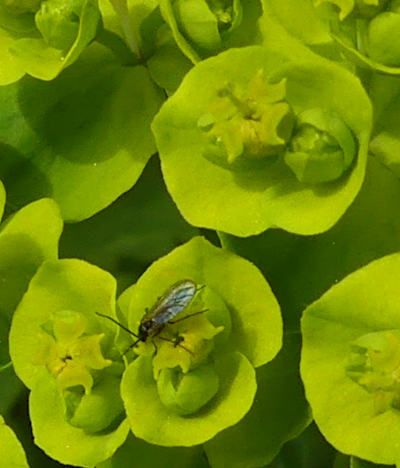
[9,259,129,467]
[160,0,262,63]
[152,43,372,236]
[266,0,400,74]
[0,197,63,367]
[35,0,82,51]
[118,236,282,446]
[301,253,400,465]
[0,0,101,83]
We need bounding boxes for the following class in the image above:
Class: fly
[96,279,206,354]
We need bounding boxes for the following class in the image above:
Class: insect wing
[144,280,197,326]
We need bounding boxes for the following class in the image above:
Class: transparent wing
[142,279,197,325]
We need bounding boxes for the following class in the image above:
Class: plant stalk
[108,0,142,59]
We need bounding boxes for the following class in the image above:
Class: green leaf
[219,155,400,329]
[60,157,199,294]
[0,198,63,366]
[29,370,129,467]
[204,333,311,468]
[351,456,395,468]
[152,43,372,236]
[147,40,193,95]
[99,0,123,35]
[9,258,117,389]
[0,27,25,85]
[266,0,400,74]
[160,0,201,63]
[300,253,400,465]
[121,351,256,446]
[0,0,40,14]
[7,0,101,81]
[0,43,164,221]
[0,415,29,468]
[97,433,208,468]
[263,0,331,46]
[315,0,354,20]
[330,26,400,75]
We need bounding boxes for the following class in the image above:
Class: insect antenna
[95,312,139,338]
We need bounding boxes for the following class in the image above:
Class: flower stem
[108,0,141,59]
[0,361,12,373]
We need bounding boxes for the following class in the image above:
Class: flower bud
[367,11,400,66]
[172,0,242,52]
[35,0,82,50]
[284,108,356,184]
[157,364,219,415]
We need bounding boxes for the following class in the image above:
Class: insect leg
[122,337,142,355]
[168,309,208,324]
[157,335,194,355]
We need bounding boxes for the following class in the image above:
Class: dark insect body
[137,279,198,342]
[96,279,205,354]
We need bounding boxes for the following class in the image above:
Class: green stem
[356,18,369,56]
[108,0,142,59]
[0,361,12,373]
[96,28,138,65]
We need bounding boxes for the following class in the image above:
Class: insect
[96,279,206,354]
